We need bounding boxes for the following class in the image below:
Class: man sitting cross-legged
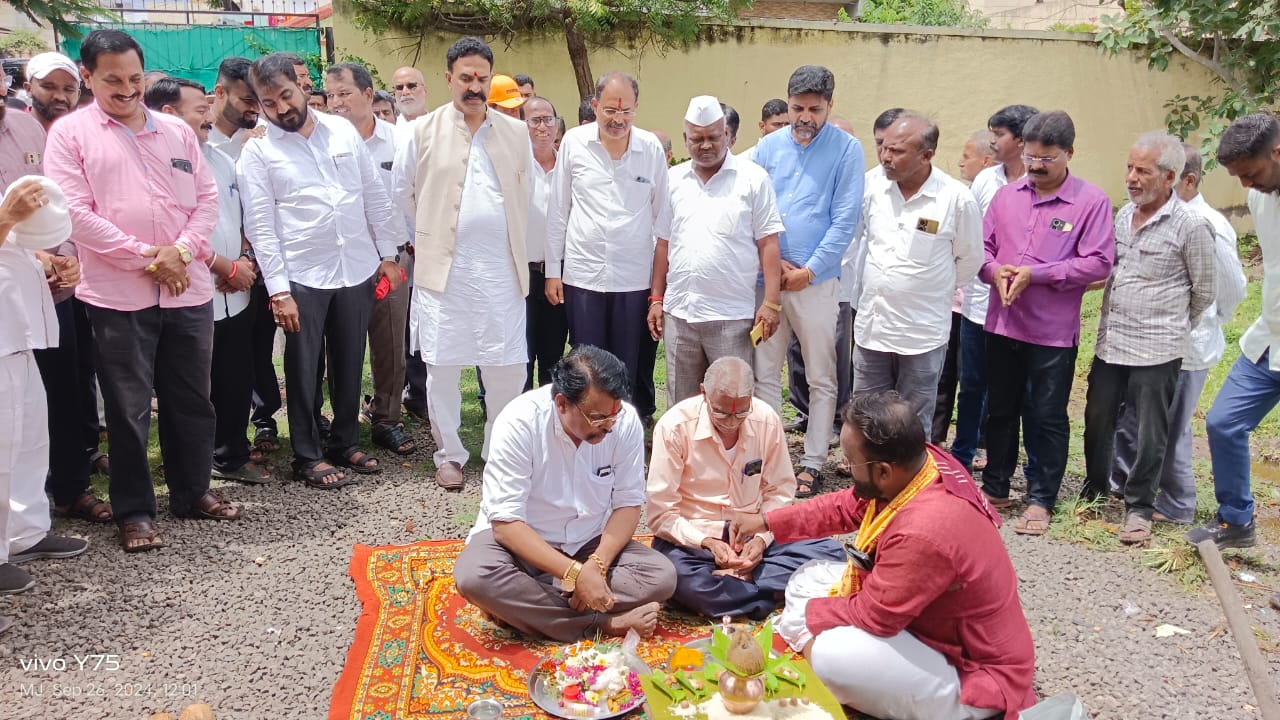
[731,390,1035,720]
[454,345,677,641]
[647,357,844,620]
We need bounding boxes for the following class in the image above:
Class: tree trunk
[564,20,594,101]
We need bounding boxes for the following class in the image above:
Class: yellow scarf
[830,453,940,597]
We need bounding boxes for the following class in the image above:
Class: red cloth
[766,446,1036,719]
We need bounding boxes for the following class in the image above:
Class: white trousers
[754,280,839,469]
[779,560,996,720]
[424,363,525,468]
[1,351,50,561]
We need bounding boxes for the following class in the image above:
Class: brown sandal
[54,491,114,523]
[184,491,242,521]
[1013,507,1051,536]
[119,521,167,553]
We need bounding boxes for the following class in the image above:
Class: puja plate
[528,651,650,719]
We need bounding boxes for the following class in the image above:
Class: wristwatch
[175,245,193,265]
[562,560,584,592]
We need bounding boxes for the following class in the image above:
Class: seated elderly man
[454,345,677,641]
[731,390,1035,720]
[647,357,843,620]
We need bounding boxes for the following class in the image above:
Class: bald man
[392,67,429,123]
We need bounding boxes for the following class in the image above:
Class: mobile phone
[750,321,765,347]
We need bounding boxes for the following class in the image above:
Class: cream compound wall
[333,15,1250,225]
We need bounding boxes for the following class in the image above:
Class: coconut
[724,627,765,676]
[178,704,216,720]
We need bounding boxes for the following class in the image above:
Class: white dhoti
[779,560,997,720]
[1,351,50,561]
[410,125,527,469]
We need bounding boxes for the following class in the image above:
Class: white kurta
[410,120,527,367]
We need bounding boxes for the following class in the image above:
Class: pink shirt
[44,103,218,311]
[646,395,796,548]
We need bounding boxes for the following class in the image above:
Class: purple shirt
[0,109,46,186]
[979,173,1114,347]
[44,103,218,312]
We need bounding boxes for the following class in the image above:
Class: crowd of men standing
[2,25,1280,637]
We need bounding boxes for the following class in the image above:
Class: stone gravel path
[1,423,1277,720]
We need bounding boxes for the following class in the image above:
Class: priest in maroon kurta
[731,390,1035,720]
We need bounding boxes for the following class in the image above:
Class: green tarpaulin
[60,23,320,90]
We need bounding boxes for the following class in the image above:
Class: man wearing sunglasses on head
[454,345,676,641]
[730,390,1034,720]
[647,357,843,620]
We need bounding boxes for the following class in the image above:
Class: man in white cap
[24,52,81,132]
[0,175,90,607]
[648,95,784,403]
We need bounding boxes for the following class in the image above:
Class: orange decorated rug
[330,539,711,720]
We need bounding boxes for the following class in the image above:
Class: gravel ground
[1,419,1278,720]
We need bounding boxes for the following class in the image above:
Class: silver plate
[528,651,650,719]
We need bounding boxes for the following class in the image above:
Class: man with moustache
[751,65,864,498]
[854,113,983,434]
[1080,133,1214,544]
[648,96,783,403]
[392,37,533,491]
[208,57,264,161]
[392,66,429,124]
[24,52,81,132]
[546,71,670,426]
[45,29,239,553]
[325,61,417,457]
[372,91,396,123]
[730,390,1034,720]
[524,95,568,389]
[238,53,408,488]
[979,111,1114,533]
[145,77,267,485]
[952,105,1038,474]
[453,346,677,641]
[1188,113,1280,550]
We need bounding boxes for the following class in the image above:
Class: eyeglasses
[708,406,751,420]
[574,401,621,428]
[1021,152,1064,166]
[393,82,421,92]
[599,107,636,119]
[527,116,557,127]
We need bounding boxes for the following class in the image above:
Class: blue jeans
[951,318,1042,480]
[1206,351,1280,526]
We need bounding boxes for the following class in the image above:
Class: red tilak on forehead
[615,98,623,110]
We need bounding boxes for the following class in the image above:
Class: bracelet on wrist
[226,259,239,281]
[270,292,291,303]
[763,300,782,312]
[647,295,663,302]
[588,553,608,579]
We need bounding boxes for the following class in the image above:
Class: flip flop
[1013,508,1050,536]
[293,461,357,490]
[795,468,822,499]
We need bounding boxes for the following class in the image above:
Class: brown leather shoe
[435,461,464,490]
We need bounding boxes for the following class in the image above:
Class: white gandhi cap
[684,95,724,126]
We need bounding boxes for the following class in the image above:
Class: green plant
[1047,21,1097,33]
[837,7,853,22]
[1047,495,1121,551]
[857,0,988,28]
[4,0,115,38]
[0,29,49,58]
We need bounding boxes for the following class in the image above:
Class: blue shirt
[753,122,864,284]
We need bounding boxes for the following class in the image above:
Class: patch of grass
[1047,495,1121,551]
[1143,534,1207,592]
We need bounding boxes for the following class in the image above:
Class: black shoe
[8,535,89,564]
[1185,515,1256,550]
[784,416,808,433]
[0,563,35,595]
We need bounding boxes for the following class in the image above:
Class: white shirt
[409,118,526,366]
[855,166,983,355]
[208,118,266,162]
[545,123,672,292]
[960,163,1014,326]
[527,158,553,264]
[237,110,407,296]
[1240,189,1280,370]
[202,143,249,322]
[737,145,756,163]
[469,386,647,556]
[0,241,57,356]
[1183,193,1247,371]
[362,117,413,240]
[657,152,784,322]
[844,165,888,305]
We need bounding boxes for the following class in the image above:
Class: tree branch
[1158,27,1248,96]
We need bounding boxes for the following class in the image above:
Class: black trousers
[87,302,215,523]
[563,285,648,402]
[525,263,568,390]
[248,282,282,433]
[981,332,1077,511]
[211,306,256,472]
[930,311,963,445]
[633,329,659,419]
[34,298,99,507]
[284,278,375,465]
[404,287,428,412]
[1082,356,1182,517]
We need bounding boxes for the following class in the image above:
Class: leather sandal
[119,521,167,553]
[795,467,822,499]
[54,490,114,523]
[372,424,416,455]
[1013,506,1051,536]
[329,448,382,474]
[183,492,242,521]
